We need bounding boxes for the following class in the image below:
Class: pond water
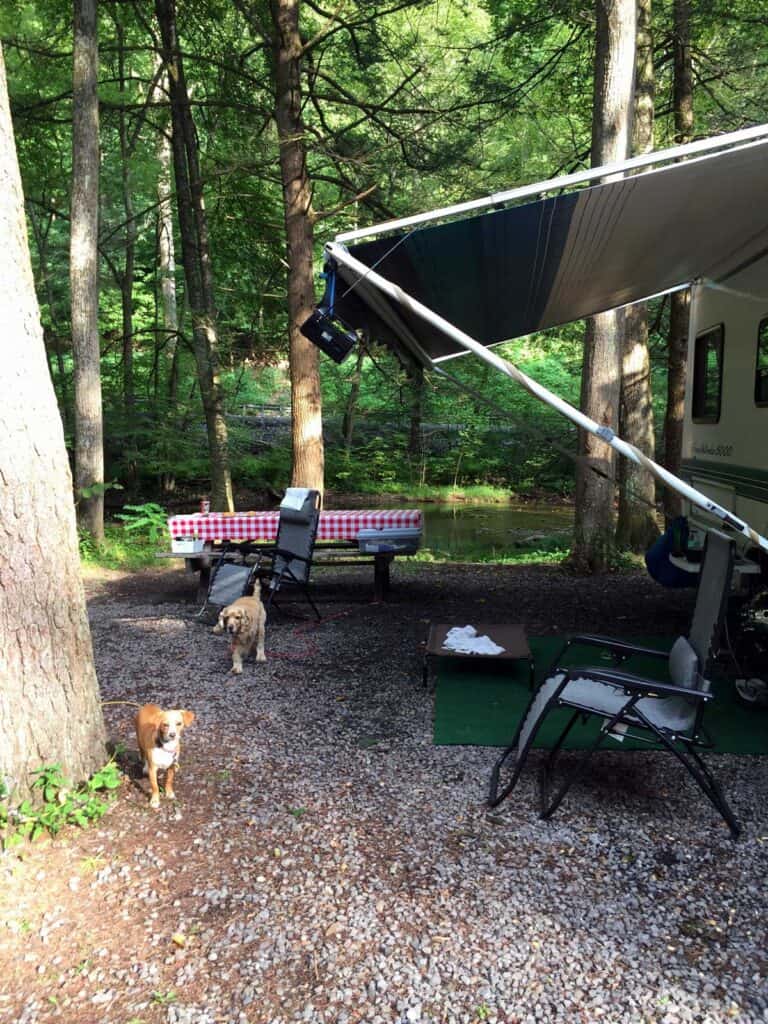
[415,502,573,560]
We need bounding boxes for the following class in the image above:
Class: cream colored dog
[212,580,267,675]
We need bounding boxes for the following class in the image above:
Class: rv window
[692,325,724,423]
[756,318,768,406]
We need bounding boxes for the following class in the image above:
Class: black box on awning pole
[299,309,357,364]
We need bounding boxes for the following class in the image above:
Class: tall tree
[0,41,106,800]
[408,364,425,469]
[616,0,658,551]
[71,0,105,542]
[663,0,693,522]
[342,345,365,453]
[115,13,135,415]
[29,204,71,431]
[570,0,636,572]
[154,63,179,403]
[270,0,325,495]
[155,0,234,511]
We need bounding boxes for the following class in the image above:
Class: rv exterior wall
[682,259,768,545]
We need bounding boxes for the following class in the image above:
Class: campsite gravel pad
[1,561,767,1024]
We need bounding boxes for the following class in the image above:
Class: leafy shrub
[1,760,122,849]
[115,501,169,544]
[233,448,292,491]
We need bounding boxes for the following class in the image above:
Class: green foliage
[412,532,571,566]
[77,480,124,501]
[1,760,122,850]
[320,330,580,497]
[235,447,292,492]
[151,990,177,1006]
[79,524,163,570]
[7,0,768,515]
[115,502,169,545]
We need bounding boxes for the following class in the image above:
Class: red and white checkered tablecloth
[168,509,422,543]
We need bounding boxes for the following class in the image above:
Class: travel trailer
[682,260,768,556]
[681,263,768,697]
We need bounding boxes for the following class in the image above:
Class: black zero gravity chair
[255,488,321,620]
[488,528,740,838]
[198,541,261,618]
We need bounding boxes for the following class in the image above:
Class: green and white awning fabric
[321,124,768,553]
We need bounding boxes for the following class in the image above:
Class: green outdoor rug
[433,635,768,754]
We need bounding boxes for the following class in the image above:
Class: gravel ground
[1,560,768,1024]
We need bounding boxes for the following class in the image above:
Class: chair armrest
[558,665,711,701]
[566,634,670,661]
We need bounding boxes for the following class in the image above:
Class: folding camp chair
[197,541,260,618]
[255,488,321,620]
[488,528,740,838]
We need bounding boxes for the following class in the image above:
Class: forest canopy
[3,0,767,508]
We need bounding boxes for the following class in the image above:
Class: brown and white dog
[135,704,195,808]
[212,581,267,675]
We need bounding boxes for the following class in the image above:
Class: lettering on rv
[693,444,734,458]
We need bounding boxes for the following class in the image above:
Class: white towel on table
[442,625,505,656]
[280,487,311,511]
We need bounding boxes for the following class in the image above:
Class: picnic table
[160,508,423,602]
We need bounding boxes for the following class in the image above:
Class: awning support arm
[327,240,768,554]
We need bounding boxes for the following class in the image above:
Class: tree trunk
[408,364,424,459]
[157,78,179,404]
[71,0,104,543]
[342,344,365,452]
[0,42,106,801]
[29,206,70,432]
[616,0,658,551]
[271,0,325,497]
[573,311,626,571]
[408,363,425,484]
[571,0,636,573]
[664,0,694,522]
[116,18,135,416]
[155,0,233,511]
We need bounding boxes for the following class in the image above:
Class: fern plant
[115,502,168,545]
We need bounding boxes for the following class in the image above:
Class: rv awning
[315,124,768,554]
[329,127,768,367]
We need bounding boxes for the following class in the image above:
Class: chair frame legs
[649,726,741,838]
[264,568,321,622]
[489,696,741,839]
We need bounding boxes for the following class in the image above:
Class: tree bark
[71,0,104,543]
[29,206,70,432]
[116,18,135,416]
[664,0,694,522]
[617,0,658,551]
[155,65,179,405]
[408,364,424,460]
[0,42,106,801]
[155,0,233,511]
[342,344,365,452]
[571,0,636,573]
[271,0,325,497]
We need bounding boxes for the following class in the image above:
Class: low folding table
[422,623,535,691]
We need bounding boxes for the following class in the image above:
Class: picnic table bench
[159,509,423,602]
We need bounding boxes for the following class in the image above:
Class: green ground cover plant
[0,760,122,850]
